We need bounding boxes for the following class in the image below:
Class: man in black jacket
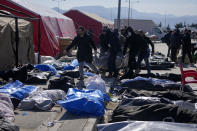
[107,29,122,78]
[136,30,154,74]
[182,29,193,63]
[162,31,172,57]
[66,26,98,85]
[121,27,146,79]
[99,27,109,56]
[170,29,182,62]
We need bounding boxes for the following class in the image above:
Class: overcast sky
[30,0,197,16]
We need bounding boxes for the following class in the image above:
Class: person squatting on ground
[136,30,154,75]
[65,26,99,86]
[182,29,193,64]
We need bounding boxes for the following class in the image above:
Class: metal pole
[15,17,19,67]
[128,0,130,27]
[38,19,41,64]
[131,0,133,23]
[117,0,121,30]
[165,12,166,27]
[58,0,60,13]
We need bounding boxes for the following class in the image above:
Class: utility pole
[127,0,139,27]
[128,0,130,26]
[117,0,121,30]
[164,10,166,27]
[58,0,60,13]
[52,0,66,13]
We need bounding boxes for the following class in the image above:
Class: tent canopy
[81,11,113,26]
[64,9,114,44]
[0,16,35,70]
[0,0,76,56]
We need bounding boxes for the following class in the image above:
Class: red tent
[64,10,114,44]
[0,0,76,56]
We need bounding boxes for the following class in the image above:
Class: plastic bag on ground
[25,71,50,84]
[173,101,197,111]
[0,116,19,131]
[19,90,65,110]
[59,70,80,78]
[43,59,68,70]
[84,72,96,77]
[121,77,192,92]
[97,121,197,131]
[35,54,55,64]
[0,80,39,100]
[0,93,14,122]
[86,75,106,93]
[121,97,164,107]
[94,53,125,70]
[62,59,79,71]
[34,64,57,75]
[48,76,75,93]
[57,88,110,116]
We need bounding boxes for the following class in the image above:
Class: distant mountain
[53,7,66,14]
[53,6,197,27]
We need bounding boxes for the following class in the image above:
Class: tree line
[158,22,197,29]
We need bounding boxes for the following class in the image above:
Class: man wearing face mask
[121,27,147,79]
[66,26,99,87]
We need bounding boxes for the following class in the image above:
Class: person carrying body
[136,30,154,75]
[99,27,109,56]
[121,27,146,79]
[107,29,122,78]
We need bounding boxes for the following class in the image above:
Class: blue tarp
[84,72,96,77]
[0,80,38,100]
[62,59,79,71]
[34,64,57,75]
[57,88,110,116]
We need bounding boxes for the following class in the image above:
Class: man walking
[66,26,99,87]
[182,29,193,64]
[170,29,182,63]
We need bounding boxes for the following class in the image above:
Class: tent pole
[15,17,19,67]
[38,19,41,64]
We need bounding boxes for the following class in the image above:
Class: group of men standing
[163,29,193,64]
[65,26,155,86]
[99,26,154,79]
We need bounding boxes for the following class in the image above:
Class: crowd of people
[64,26,194,86]
[65,26,155,83]
[162,28,193,64]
